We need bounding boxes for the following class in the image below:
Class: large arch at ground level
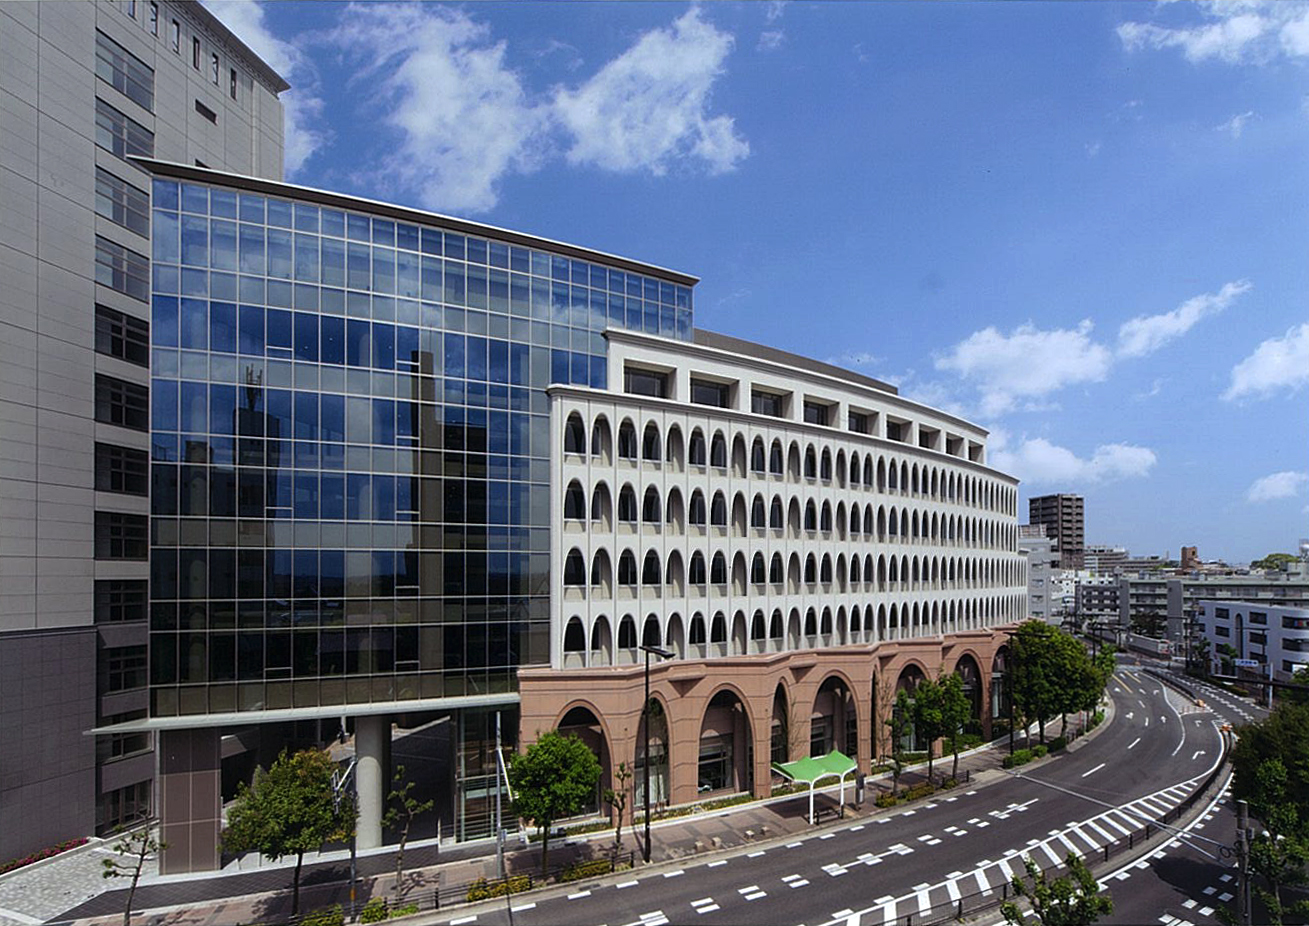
[698,686,755,797]
[556,702,612,818]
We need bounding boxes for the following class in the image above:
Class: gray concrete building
[0,0,285,861]
[1028,493,1083,570]
[1019,523,1057,623]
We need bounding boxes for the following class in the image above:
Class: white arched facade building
[519,328,1026,813]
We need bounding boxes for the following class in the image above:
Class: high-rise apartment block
[0,0,285,861]
[3,1,1027,872]
[1028,493,1084,570]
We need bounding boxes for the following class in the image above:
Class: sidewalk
[38,720,1096,926]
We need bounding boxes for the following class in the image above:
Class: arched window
[618,616,637,649]
[617,550,638,586]
[804,554,817,585]
[689,614,707,645]
[751,494,766,528]
[820,448,832,482]
[710,432,728,468]
[751,611,767,641]
[617,485,638,523]
[564,618,586,652]
[804,500,817,532]
[618,420,637,460]
[563,480,586,520]
[689,429,707,466]
[804,609,817,636]
[820,554,833,584]
[591,550,611,588]
[591,483,611,524]
[710,492,728,526]
[751,553,766,585]
[642,551,661,585]
[642,423,661,461]
[770,496,784,530]
[689,551,707,585]
[769,440,784,475]
[642,486,661,523]
[710,612,728,644]
[563,549,586,586]
[850,452,861,486]
[804,446,817,479]
[751,438,766,473]
[591,416,611,459]
[710,552,728,585]
[564,414,586,455]
[820,501,832,533]
[643,615,661,648]
[689,490,707,527]
[769,553,784,585]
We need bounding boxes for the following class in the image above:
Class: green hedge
[360,899,389,923]
[1003,748,1033,769]
[466,875,532,902]
[301,906,344,926]
[560,858,623,882]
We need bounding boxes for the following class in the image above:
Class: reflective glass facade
[147,176,693,718]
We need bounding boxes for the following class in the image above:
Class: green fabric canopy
[772,750,859,824]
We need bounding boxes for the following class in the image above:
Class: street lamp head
[641,644,675,660]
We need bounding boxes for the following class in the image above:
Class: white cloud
[828,351,882,369]
[1116,279,1251,358]
[554,9,748,176]
[765,1,788,24]
[1223,322,1309,400]
[1118,3,1309,65]
[935,321,1113,417]
[991,437,1157,486]
[1247,471,1309,503]
[202,1,328,176]
[1216,110,1257,138]
[330,4,547,214]
[758,30,785,52]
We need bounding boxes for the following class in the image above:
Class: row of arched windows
[566,479,1018,551]
[563,411,1017,515]
[559,596,1024,666]
[563,546,1025,596]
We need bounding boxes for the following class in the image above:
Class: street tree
[885,688,914,796]
[938,672,973,781]
[1010,621,1063,744]
[603,761,633,854]
[222,749,355,916]
[384,764,434,902]
[101,825,165,926]
[509,731,602,874]
[911,677,946,782]
[1000,851,1113,926]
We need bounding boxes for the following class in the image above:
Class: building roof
[185,1,291,94]
[693,329,899,396]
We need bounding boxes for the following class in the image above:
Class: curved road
[422,665,1225,926]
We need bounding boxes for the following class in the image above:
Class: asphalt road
[422,666,1226,926]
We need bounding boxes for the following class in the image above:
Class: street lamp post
[640,644,674,864]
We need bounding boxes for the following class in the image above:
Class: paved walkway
[0,716,1100,926]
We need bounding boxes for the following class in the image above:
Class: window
[195,99,217,124]
[624,367,667,398]
[192,36,201,69]
[97,723,151,764]
[95,99,154,159]
[95,305,149,366]
[95,168,149,237]
[171,19,180,53]
[95,580,148,623]
[149,2,158,35]
[803,401,829,426]
[752,390,783,417]
[95,374,149,431]
[691,379,729,408]
[1215,625,1231,637]
[101,644,148,692]
[95,31,154,111]
[95,512,148,560]
[97,780,151,836]
[849,411,868,434]
[211,52,220,84]
[230,67,238,100]
[95,443,149,495]
[94,236,149,301]
[127,0,137,18]
[1250,611,1268,625]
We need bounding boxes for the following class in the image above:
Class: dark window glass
[95,168,149,237]
[95,31,154,111]
[849,411,868,433]
[95,442,149,495]
[624,367,667,398]
[96,780,151,836]
[95,580,148,623]
[95,305,149,366]
[95,512,148,560]
[95,99,154,159]
[101,644,148,692]
[803,401,829,426]
[195,99,217,124]
[751,391,783,417]
[95,236,150,301]
[691,380,729,408]
[95,375,149,431]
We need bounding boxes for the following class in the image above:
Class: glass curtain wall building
[138,160,696,866]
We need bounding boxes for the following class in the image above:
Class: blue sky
[205,1,1309,565]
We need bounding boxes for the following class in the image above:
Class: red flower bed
[0,837,89,876]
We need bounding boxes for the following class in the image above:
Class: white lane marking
[694,905,719,915]
[1145,717,1150,727]
[916,888,932,915]
[832,909,854,919]
[616,880,639,889]
[1038,843,1063,867]
[1192,750,1206,761]
[1101,813,1135,837]
[946,879,961,902]
[690,898,715,908]
[1128,737,1141,750]
[707,859,727,867]
[820,833,835,840]
[748,850,765,858]
[568,891,591,900]
[743,891,766,901]
[850,824,865,831]
[1081,762,1106,778]
[664,869,685,878]
[789,878,810,888]
[786,841,803,848]
[450,918,477,926]
[510,903,536,912]
[974,869,992,895]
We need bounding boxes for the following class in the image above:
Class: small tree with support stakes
[384,764,434,903]
[509,730,602,875]
[885,689,913,796]
[102,824,165,926]
[938,672,972,782]
[603,761,633,857]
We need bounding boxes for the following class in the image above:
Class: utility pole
[1235,798,1253,926]
[495,711,504,881]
